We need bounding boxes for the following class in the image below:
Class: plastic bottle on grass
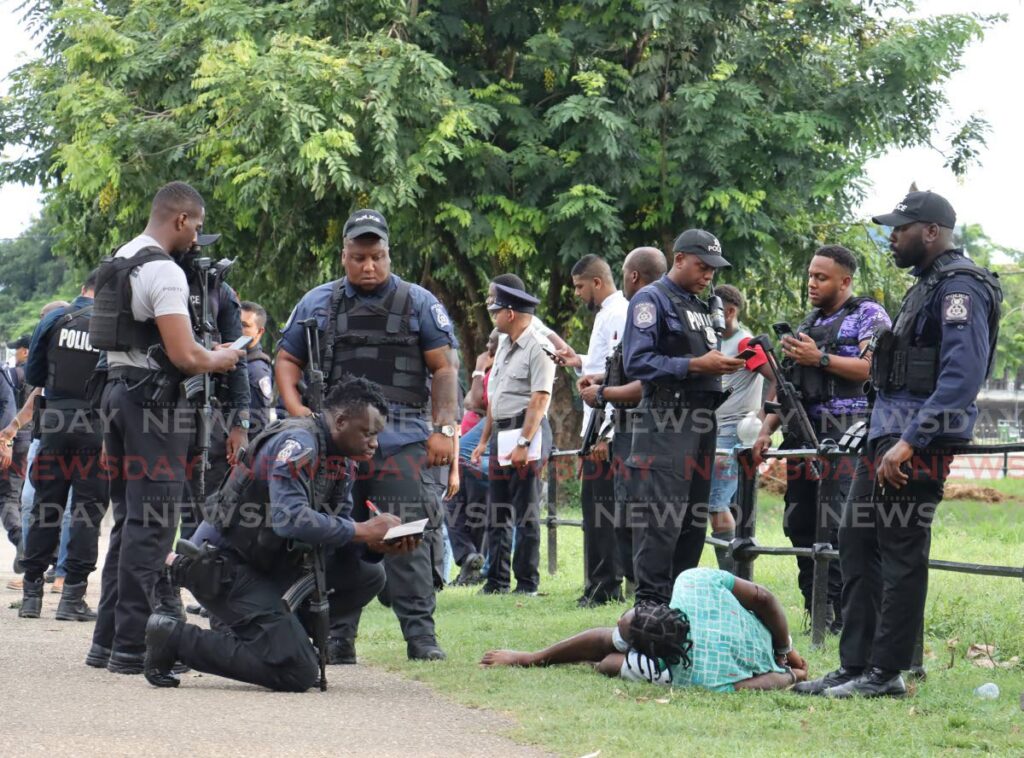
[974,682,999,699]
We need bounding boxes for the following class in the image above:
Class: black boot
[153,584,186,622]
[407,636,446,661]
[327,637,357,665]
[18,578,44,619]
[55,582,98,621]
[85,643,112,669]
[107,650,145,675]
[144,614,182,688]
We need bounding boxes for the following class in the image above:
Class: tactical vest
[647,279,722,400]
[871,250,1002,396]
[187,276,224,345]
[89,246,170,352]
[322,278,429,408]
[208,416,341,571]
[783,296,874,404]
[46,305,101,404]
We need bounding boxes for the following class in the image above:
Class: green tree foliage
[0,217,76,344]
[0,0,998,439]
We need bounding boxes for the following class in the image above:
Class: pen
[366,499,382,517]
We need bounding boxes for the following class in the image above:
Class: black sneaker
[824,667,907,699]
[791,666,864,695]
[478,584,508,595]
[512,586,538,597]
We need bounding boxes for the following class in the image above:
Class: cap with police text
[872,190,956,229]
[7,335,31,350]
[672,229,731,269]
[343,209,389,243]
[487,283,540,314]
[196,233,221,247]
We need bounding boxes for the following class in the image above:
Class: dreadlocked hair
[629,601,693,673]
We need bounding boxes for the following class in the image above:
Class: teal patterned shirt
[667,568,785,692]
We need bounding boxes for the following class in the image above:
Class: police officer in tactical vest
[276,209,460,662]
[86,182,244,675]
[177,233,251,542]
[142,377,416,691]
[240,300,274,436]
[622,230,744,605]
[577,247,668,598]
[752,246,891,632]
[18,270,111,620]
[797,191,1001,699]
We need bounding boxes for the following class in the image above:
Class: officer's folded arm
[274,348,312,417]
[156,313,242,375]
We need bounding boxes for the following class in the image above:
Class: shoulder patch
[943,293,971,324]
[633,301,656,329]
[431,302,451,330]
[275,438,304,463]
[258,376,273,400]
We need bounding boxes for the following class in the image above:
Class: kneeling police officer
[143,376,417,692]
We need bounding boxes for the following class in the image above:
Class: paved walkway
[0,530,547,757]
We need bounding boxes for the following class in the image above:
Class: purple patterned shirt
[805,299,891,420]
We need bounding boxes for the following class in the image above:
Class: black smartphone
[772,322,795,339]
[735,347,757,361]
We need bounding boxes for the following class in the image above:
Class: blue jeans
[708,425,739,514]
[20,438,73,576]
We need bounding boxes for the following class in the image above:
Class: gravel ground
[0,525,547,757]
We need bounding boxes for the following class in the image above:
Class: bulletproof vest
[209,416,338,570]
[783,296,874,404]
[46,305,101,403]
[871,250,1002,396]
[248,348,271,368]
[89,246,169,352]
[647,279,722,398]
[323,278,428,408]
[187,276,224,345]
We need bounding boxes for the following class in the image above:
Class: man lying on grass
[482,568,807,691]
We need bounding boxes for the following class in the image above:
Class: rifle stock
[748,335,819,450]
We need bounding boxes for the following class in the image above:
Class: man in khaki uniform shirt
[471,283,555,595]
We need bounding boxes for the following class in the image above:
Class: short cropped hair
[714,284,745,312]
[813,245,858,275]
[151,181,204,220]
[240,301,268,330]
[83,267,100,292]
[324,375,389,419]
[571,254,614,284]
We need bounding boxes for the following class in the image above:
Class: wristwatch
[433,424,456,438]
[774,635,793,657]
[818,353,831,368]
[595,387,606,407]
[232,413,251,430]
[516,435,531,448]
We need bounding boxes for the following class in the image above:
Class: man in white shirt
[556,255,629,606]
[87,181,244,676]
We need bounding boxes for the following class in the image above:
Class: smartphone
[540,343,559,360]
[772,322,795,340]
[228,335,252,351]
[735,347,757,361]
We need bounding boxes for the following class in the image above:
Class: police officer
[1,335,33,563]
[752,246,890,631]
[17,270,111,620]
[178,233,251,540]
[142,377,415,691]
[622,230,744,606]
[276,209,460,661]
[470,284,555,595]
[86,181,244,675]
[0,350,20,566]
[578,247,668,597]
[240,300,274,435]
[797,191,1001,698]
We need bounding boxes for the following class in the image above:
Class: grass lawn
[356,485,1024,757]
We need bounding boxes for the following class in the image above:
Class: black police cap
[487,283,540,314]
[343,209,389,243]
[872,190,956,229]
[671,229,731,269]
[7,335,31,350]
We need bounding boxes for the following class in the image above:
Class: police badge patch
[276,439,303,463]
[943,293,970,324]
[633,301,656,329]
[704,326,718,348]
[431,302,451,330]
[259,376,273,400]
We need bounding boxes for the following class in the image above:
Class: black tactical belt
[495,411,528,430]
[107,366,156,383]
